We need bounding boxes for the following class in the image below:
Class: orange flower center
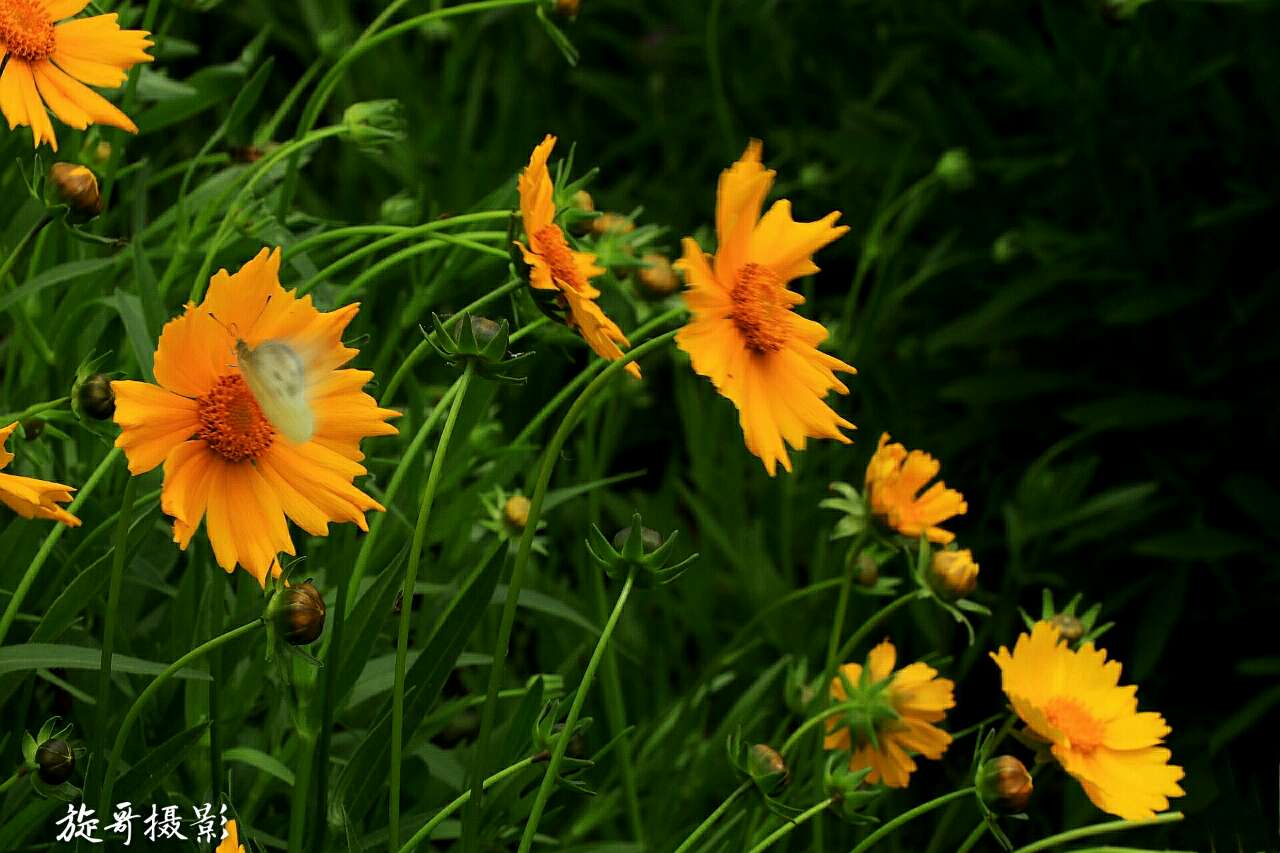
[0,0,56,62]
[731,263,788,353]
[534,224,583,291]
[1044,696,1105,752]
[198,375,275,462]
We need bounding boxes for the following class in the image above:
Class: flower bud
[504,495,532,530]
[36,739,75,785]
[76,373,116,421]
[572,190,594,213]
[553,0,581,18]
[934,148,973,192]
[611,524,662,554]
[591,212,634,237]
[273,581,326,645]
[21,419,44,441]
[587,513,697,587]
[380,192,421,226]
[977,755,1033,814]
[855,554,879,587]
[1048,613,1084,642]
[343,100,407,151]
[636,254,679,298]
[746,744,788,794]
[92,141,112,166]
[929,548,978,600]
[48,163,102,220]
[427,312,530,383]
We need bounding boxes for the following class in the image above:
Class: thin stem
[1010,813,1185,853]
[0,769,22,796]
[0,447,122,647]
[333,232,507,304]
[835,589,926,663]
[389,363,474,850]
[0,214,51,287]
[277,0,539,215]
[101,619,265,813]
[779,701,866,757]
[0,395,69,425]
[517,569,637,853]
[87,475,137,806]
[955,822,987,853]
[672,781,751,853]
[289,730,316,852]
[397,755,538,853]
[461,328,679,852]
[848,787,975,853]
[312,542,349,851]
[746,798,834,853]
[824,530,870,677]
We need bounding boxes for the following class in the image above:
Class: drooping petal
[30,59,135,133]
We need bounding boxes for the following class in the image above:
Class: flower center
[197,375,275,462]
[0,0,56,62]
[534,224,583,291]
[730,263,788,353]
[1044,696,1105,752]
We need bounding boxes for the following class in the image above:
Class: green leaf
[115,720,209,802]
[105,291,155,382]
[0,257,119,315]
[0,797,62,850]
[224,745,296,786]
[0,644,212,681]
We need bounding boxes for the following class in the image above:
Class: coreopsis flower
[0,0,154,150]
[824,638,955,788]
[991,621,1185,820]
[865,432,966,544]
[674,140,855,476]
[216,820,245,853]
[0,422,79,526]
[111,249,399,585]
[516,134,640,378]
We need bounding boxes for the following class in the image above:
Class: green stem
[397,755,538,853]
[779,701,867,756]
[0,215,51,287]
[955,822,987,853]
[346,378,463,610]
[312,543,349,851]
[0,395,69,425]
[835,589,926,663]
[746,798,834,853]
[389,363,474,850]
[333,232,507,304]
[87,475,137,807]
[824,530,870,677]
[672,781,751,853]
[848,787,975,853]
[277,0,539,216]
[461,328,679,852]
[0,769,22,796]
[289,730,317,852]
[208,555,225,808]
[101,619,265,813]
[1010,813,1184,853]
[517,569,637,853]
[0,447,122,647]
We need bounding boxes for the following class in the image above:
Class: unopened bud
[21,419,44,441]
[929,549,979,600]
[380,192,421,226]
[591,212,634,237]
[855,554,879,587]
[504,495,532,530]
[36,739,75,785]
[344,100,407,150]
[612,524,662,554]
[78,374,116,421]
[747,744,788,794]
[554,0,581,18]
[1049,613,1084,642]
[636,253,679,298]
[274,581,327,645]
[934,148,973,192]
[572,190,594,212]
[92,141,112,166]
[978,755,1033,814]
[49,163,102,219]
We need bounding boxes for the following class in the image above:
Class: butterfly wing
[237,341,314,444]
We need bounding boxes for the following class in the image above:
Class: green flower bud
[746,744,788,795]
[380,193,421,226]
[271,581,327,645]
[36,739,75,786]
[934,148,973,192]
[76,373,116,421]
[977,755,1033,814]
[586,513,697,588]
[426,312,532,383]
[48,162,101,221]
[344,100,407,151]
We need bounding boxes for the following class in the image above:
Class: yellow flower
[823,639,955,788]
[516,134,640,379]
[111,249,399,585]
[216,819,245,853]
[0,422,79,526]
[930,548,978,599]
[0,0,153,151]
[865,432,966,543]
[674,140,855,476]
[991,621,1185,820]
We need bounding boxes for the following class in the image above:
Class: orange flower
[216,819,245,853]
[823,639,955,788]
[516,134,640,379]
[674,140,854,475]
[0,422,79,526]
[0,0,153,150]
[865,432,966,544]
[112,249,398,585]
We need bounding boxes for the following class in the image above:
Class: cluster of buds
[427,313,531,383]
[585,514,697,587]
[20,718,82,800]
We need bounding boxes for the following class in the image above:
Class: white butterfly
[236,339,314,444]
